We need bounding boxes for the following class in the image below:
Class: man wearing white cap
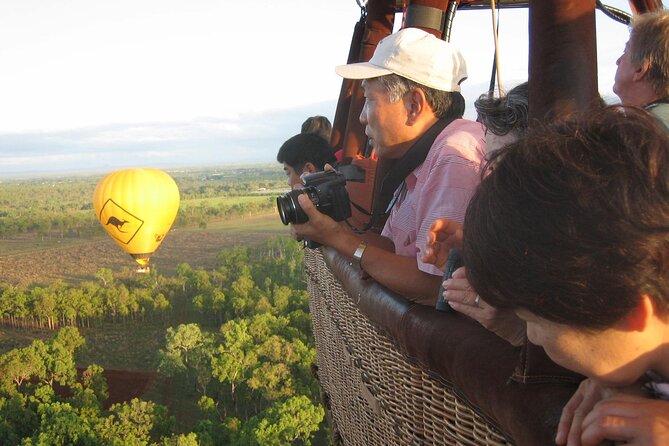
[292,28,485,305]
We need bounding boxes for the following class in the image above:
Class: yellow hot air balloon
[93,168,180,271]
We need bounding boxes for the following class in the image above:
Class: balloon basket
[135,265,151,274]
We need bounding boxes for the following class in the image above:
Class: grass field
[0,212,288,285]
[182,194,278,208]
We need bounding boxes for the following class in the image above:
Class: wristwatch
[350,241,368,269]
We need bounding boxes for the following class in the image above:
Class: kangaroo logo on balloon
[93,168,180,272]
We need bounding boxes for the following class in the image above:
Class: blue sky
[0,1,640,177]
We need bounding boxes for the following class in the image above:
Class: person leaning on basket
[422,82,529,346]
[290,28,485,305]
[277,132,337,189]
[463,106,669,446]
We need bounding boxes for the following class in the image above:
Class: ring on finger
[474,295,481,307]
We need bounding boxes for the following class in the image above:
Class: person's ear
[406,88,428,125]
[619,294,654,332]
[633,59,651,82]
[303,162,318,174]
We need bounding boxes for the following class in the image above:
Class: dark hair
[276,133,337,172]
[464,106,669,329]
[301,115,333,142]
[377,74,465,120]
[475,82,529,136]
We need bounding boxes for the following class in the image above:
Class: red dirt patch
[54,368,158,410]
[101,368,158,409]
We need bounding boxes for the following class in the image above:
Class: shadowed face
[516,308,653,386]
[613,40,640,106]
[283,163,304,188]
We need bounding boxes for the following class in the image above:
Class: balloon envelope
[93,168,180,266]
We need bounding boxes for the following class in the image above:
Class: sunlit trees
[157,323,211,388]
[211,319,258,411]
[0,236,327,444]
[238,396,324,446]
[0,329,180,445]
[43,326,85,387]
[0,269,173,330]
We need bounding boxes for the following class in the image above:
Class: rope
[490,0,504,96]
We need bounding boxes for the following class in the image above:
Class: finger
[451,266,467,279]
[582,399,644,426]
[422,247,436,264]
[579,398,647,446]
[447,301,481,318]
[443,276,474,293]
[297,193,319,216]
[580,414,636,446]
[423,242,448,269]
[429,218,463,237]
[324,163,336,171]
[557,387,584,445]
[443,287,477,305]
[565,381,608,446]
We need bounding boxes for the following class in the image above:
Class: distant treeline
[0,237,326,445]
[0,271,174,330]
[0,166,288,239]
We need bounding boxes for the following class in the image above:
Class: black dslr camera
[276,170,352,226]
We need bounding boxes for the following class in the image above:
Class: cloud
[0,101,337,177]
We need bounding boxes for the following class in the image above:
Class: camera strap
[377,116,457,215]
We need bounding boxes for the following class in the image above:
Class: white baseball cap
[335,27,468,92]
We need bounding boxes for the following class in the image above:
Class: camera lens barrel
[276,170,351,226]
[277,190,309,225]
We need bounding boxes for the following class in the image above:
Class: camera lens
[276,190,308,225]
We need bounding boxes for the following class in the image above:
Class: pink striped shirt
[381,119,485,276]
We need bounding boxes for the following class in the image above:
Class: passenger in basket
[277,133,337,189]
[290,27,485,305]
[613,10,669,130]
[463,107,669,446]
[422,82,529,346]
[301,115,333,143]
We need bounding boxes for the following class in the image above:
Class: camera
[277,170,352,225]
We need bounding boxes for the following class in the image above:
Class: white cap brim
[335,62,393,80]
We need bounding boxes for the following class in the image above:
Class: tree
[95,268,115,288]
[210,319,258,411]
[242,396,324,446]
[25,400,97,446]
[158,324,206,380]
[43,326,85,387]
[80,364,109,406]
[159,432,200,446]
[99,398,156,445]
[0,341,47,393]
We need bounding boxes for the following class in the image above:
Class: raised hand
[422,218,463,270]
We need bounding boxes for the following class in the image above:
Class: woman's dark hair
[464,106,669,329]
[276,133,336,172]
[474,82,529,136]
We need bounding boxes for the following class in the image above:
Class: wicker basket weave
[304,248,513,446]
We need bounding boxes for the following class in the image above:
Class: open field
[0,212,287,285]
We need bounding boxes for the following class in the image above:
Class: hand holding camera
[277,170,352,248]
